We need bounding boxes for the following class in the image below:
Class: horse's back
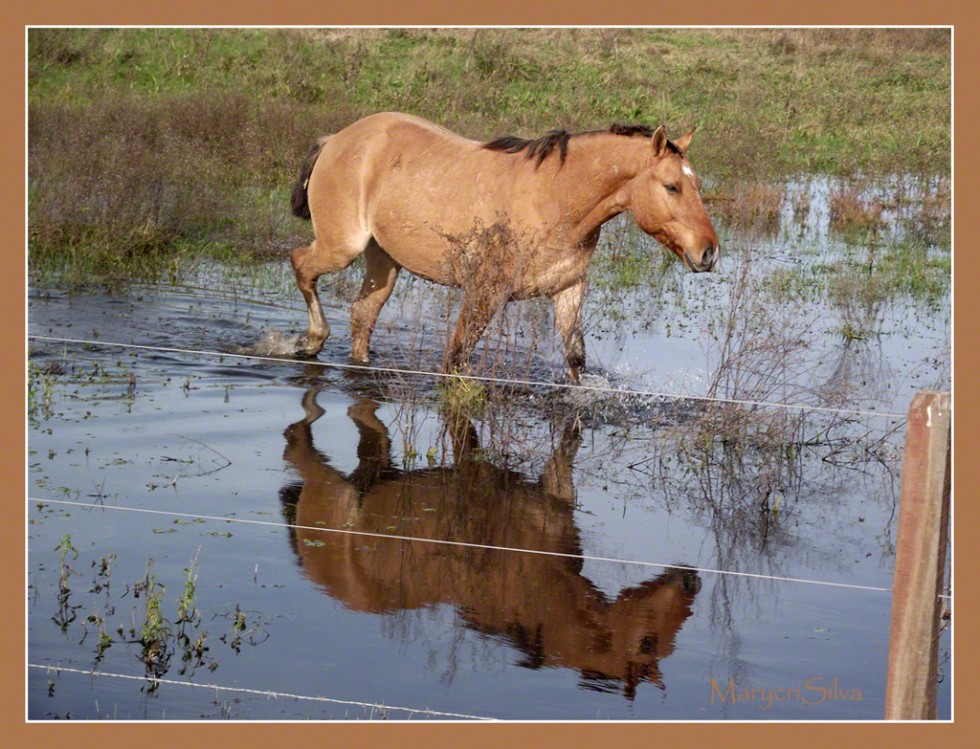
[306,112,518,281]
[308,112,484,215]
[318,112,476,168]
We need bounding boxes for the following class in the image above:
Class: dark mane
[483,130,572,167]
[483,122,676,167]
[610,123,682,155]
[608,123,654,138]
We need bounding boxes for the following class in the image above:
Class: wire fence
[26,496,900,595]
[26,331,949,719]
[25,332,946,599]
[27,334,910,421]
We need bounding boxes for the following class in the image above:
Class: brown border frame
[11,1,970,744]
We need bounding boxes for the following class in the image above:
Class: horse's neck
[553,135,647,244]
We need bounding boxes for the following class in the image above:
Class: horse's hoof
[296,334,327,358]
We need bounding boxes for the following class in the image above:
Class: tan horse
[280,387,702,698]
[290,112,719,382]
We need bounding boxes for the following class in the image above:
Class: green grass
[877,240,950,304]
[437,375,488,422]
[28,29,951,172]
[28,28,950,285]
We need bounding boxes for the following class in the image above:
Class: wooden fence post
[885,390,951,720]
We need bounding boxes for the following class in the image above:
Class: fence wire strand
[29,496,898,595]
[27,664,496,721]
[27,334,909,420]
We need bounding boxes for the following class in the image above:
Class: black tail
[290,137,329,220]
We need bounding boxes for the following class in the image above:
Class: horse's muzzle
[685,245,720,273]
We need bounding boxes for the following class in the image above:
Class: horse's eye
[665,184,679,194]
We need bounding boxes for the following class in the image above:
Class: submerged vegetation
[36,535,265,695]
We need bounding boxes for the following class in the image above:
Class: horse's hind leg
[290,243,332,356]
[290,236,366,356]
[350,242,401,364]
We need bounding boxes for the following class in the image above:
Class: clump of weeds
[131,563,173,683]
[827,268,889,342]
[828,185,884,241]
[125,556,228,683]
[227,606,247,652]
[218,604,270,653]
[85,553,117,661]
[93,616,113,662]
[898,177,950,247]
[42,540,249,692]
[437,375,488,423]
[52,534,80,630]
[790,188,812,225]
[90,553,117,602]
[28,357,60,421]
[175,554,201,632]
[714,182,785,234]
[877,238,950,307]
[174,553,216,675]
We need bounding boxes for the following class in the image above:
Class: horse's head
[627,126,720,273]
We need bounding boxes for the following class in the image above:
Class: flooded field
[27,176,951,720]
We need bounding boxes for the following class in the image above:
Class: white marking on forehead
[682,164,695,178]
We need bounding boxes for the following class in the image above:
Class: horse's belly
[368,178,592,297]
[371,227,457,286]
[373,219,593,299]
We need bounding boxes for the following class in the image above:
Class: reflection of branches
[695,244,904,503]
[608,246,911,683]
[163,434,232,477]
[819,336,893,410]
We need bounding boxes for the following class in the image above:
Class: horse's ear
[651,125,668,157]
[673,127,696,156]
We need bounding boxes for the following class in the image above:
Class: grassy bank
[28,28,950,283]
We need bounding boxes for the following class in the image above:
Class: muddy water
[27,178,950,720]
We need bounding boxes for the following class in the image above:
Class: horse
[280,386,702,698]
[289,112,719,383]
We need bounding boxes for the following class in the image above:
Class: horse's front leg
[443,289,506,375]
[540,417,583,502]
[552,280,587,384]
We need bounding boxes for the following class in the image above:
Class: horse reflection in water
[279,387,701,699]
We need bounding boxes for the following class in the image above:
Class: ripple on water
[234,328,308,357]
